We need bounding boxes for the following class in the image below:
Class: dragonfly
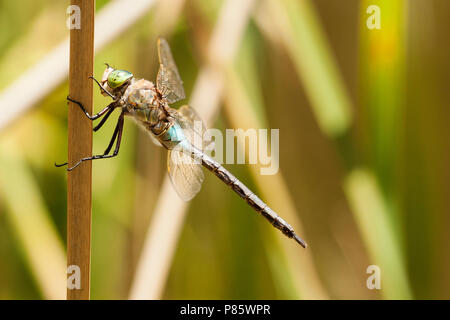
[57,38,307,248]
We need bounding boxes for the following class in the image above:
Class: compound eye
[107,70,133,89]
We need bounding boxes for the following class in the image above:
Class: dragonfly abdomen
[192,146,307,248]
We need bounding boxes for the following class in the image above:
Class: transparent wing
[148,131,162,147]
[171,105,213,150]
[157,38,186,104]
[167,148,204,201]
[166,105,212,201]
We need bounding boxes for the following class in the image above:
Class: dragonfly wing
[166,105,212,201]
[157,38,185,104]
[148,131,162,147]
[171,105,213,150]
[167,148,204,201]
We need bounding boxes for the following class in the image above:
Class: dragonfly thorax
[121,78,173,137]
[124,79,157,107]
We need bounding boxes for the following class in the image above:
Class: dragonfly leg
[67,96,115,120]
[89,76,116,100]
[93,105,117,132]
[101,112,123,155]
[55,112,124,171]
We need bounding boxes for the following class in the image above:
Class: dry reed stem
[66,0,94,300]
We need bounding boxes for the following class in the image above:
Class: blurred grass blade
[149,0,185,37]
[261,0,353,137]
[344,169,412,299]
[190,0,258,124]
[356,0,411,299]
[0,139,66,299]
[359,0,406,195]
[129,179,188,299]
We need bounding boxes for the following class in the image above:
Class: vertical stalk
[67,0,94,300]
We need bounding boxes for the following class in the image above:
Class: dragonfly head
[100,64,133,95]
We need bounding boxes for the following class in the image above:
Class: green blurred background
[0,0,449,299]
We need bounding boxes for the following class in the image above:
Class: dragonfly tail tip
[293,234,307,248]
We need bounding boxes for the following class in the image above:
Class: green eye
[107,70,133,89]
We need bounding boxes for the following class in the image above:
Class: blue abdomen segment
[158,123,189,150]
